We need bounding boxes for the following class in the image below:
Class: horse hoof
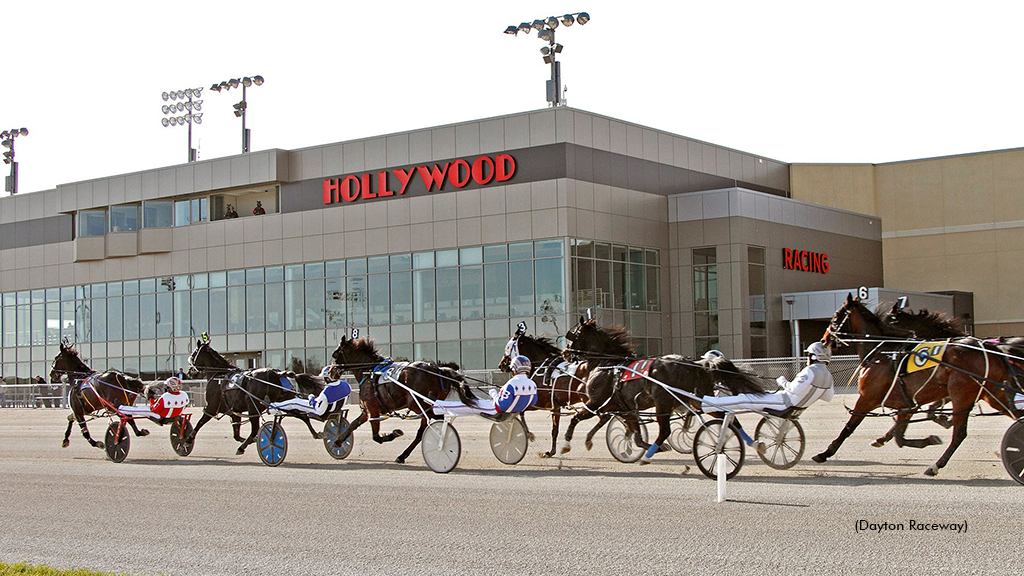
[927,435,943,446]
[236,448,245,456]
[538,452,552,459]
[527,433,536,442]
[61,440,69,448]
[314,432,324,440]
[396,457,406,464]
[639,458,651,466]
[138,429,150,437]
[924,466,938,476]
[559,443,571,455]
[811,453,828,463]
[584,440,593,451]
[871,441,884,448]
[95,442,105,450]
[392,429,404,438]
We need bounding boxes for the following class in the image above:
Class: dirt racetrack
[0,396,1021,576]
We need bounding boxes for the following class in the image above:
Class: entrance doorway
[222,351,263,370]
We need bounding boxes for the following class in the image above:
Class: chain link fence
[731,355,861,393]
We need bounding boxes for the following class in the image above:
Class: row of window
[692,245,768,358]
[571,240,661,312]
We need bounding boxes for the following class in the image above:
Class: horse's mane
[588,322,635,357]
[352,337,383,360]
[521,334,562,356]
[197,342,233,368]
[890,307,964,337]
[703,356,766,394]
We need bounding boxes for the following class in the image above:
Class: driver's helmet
[511,355,531,375]
[701,350,725,361]
[805,341,832,363]
[165,376,182,393]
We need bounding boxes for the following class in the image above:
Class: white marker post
[717,455,727,502]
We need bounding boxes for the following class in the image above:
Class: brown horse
[497,324,592,457]
[51,340,150,449]
[813,293,1024,476]
[560,317,765,463]
[330,336,477,464]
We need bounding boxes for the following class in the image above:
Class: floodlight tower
[160,87,204,162]
[210,75,264,153]
[504,12,590,106]
[1,127,28,195]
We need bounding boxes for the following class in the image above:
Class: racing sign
[906,340,948,373]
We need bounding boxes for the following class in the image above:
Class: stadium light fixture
[1,127,28,195]
[504,11,590,107]
[209,74,264,153]
[160,86,203,162]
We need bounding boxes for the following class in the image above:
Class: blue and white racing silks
[490,373,538,413]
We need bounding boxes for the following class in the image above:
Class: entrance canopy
[780,287,955,321]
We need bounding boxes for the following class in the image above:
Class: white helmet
[701,350,724,361]
[805,342,832,363]
[319,365,334,380]
[165,376,182,393]
[511,355,531,374]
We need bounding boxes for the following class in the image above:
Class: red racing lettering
[417,163,449,191]
[448,159,471,188]
[495,154,516,182]
[472,156,495,184]
[783,248,792,269]
[821,254,829,274]
[393,168,415,195]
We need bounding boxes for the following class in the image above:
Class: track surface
[0,396,1021,575]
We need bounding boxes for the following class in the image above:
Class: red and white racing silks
[149,391,189,419]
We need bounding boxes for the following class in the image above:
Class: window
[143,201,173,229]
[174,198,208,227]
[110,205,139,233]
[78,210,107,237]
[748,246,767,358]
[693,247,719,356]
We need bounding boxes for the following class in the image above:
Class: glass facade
[571,239,662,356]
[692,246,718,356]
[748,246,767,358]
[0,239,582,382]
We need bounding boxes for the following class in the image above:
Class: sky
[3,0,1024,196]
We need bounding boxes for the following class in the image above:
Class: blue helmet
[511,355,531,374]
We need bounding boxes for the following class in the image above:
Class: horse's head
[188,338,233,379]
[498,323,562,372]
[51,339,91,383]
[824,293,884,348]
[332,335,384,379]
[563,316,634,364]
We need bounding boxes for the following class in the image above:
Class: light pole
[2,127,28,195]
[504,12,590,107]
[210,75,264,154]
[161,88,204,163]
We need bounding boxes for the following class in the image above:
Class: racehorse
[560,317,765,461]
[186,338,326,455]
[330,335,478,464]
[51,340,150,449]
[813,293,1024,476]
[498,324,592,457]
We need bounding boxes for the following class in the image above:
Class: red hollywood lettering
[472,156,495,184]
[417,163,449,191]
[393,168,415,195]
[448,159,471,188]
[495,154,516,182]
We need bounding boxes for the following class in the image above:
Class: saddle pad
[376,362,408,383]
[279,376,294,391]
[228,372,246,387]
[906,341,948,374]
[620,358,655,382]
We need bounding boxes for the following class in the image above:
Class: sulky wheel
[421,420,461,474]
[754,415,804,470]
[1000,419,1024,486]
[668,410,696,454]
[692,418,745,480]
[489,417,528,465]
[257,421,288,467]
[605,415,649,463]
[169,418,195,457]
[105,422,130,463]
[322,414,354,460]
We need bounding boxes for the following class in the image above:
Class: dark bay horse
[186,339,325,455]
[560,317,765,462]
[330,335,477,464]
[51,340,150,449]
[498,325,592,457]
[813,293,1024,475]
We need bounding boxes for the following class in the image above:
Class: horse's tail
[704,357,766,395]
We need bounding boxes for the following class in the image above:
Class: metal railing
[731,355,861,393]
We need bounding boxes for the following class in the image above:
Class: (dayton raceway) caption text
[855,520,967,534]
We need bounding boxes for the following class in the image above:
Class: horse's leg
[186,410,216,443]
[395,416,428,464]
[520,411,535,442]
[66,396,103,449]
[927,399,953,429]
[640,408,673,464]
[891,411,943,448]
[236,415,260,455]
[231,415,245,442]
[334,410,368,446]
[812,394,877,463]
[561,409,597,454]
[126,419,150,437]
[541,409,560,458]
[368,413,404,443]
[62,411,76,448]
[925,382,976,476]
[872,422,899,448]
[583,413,612,451]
